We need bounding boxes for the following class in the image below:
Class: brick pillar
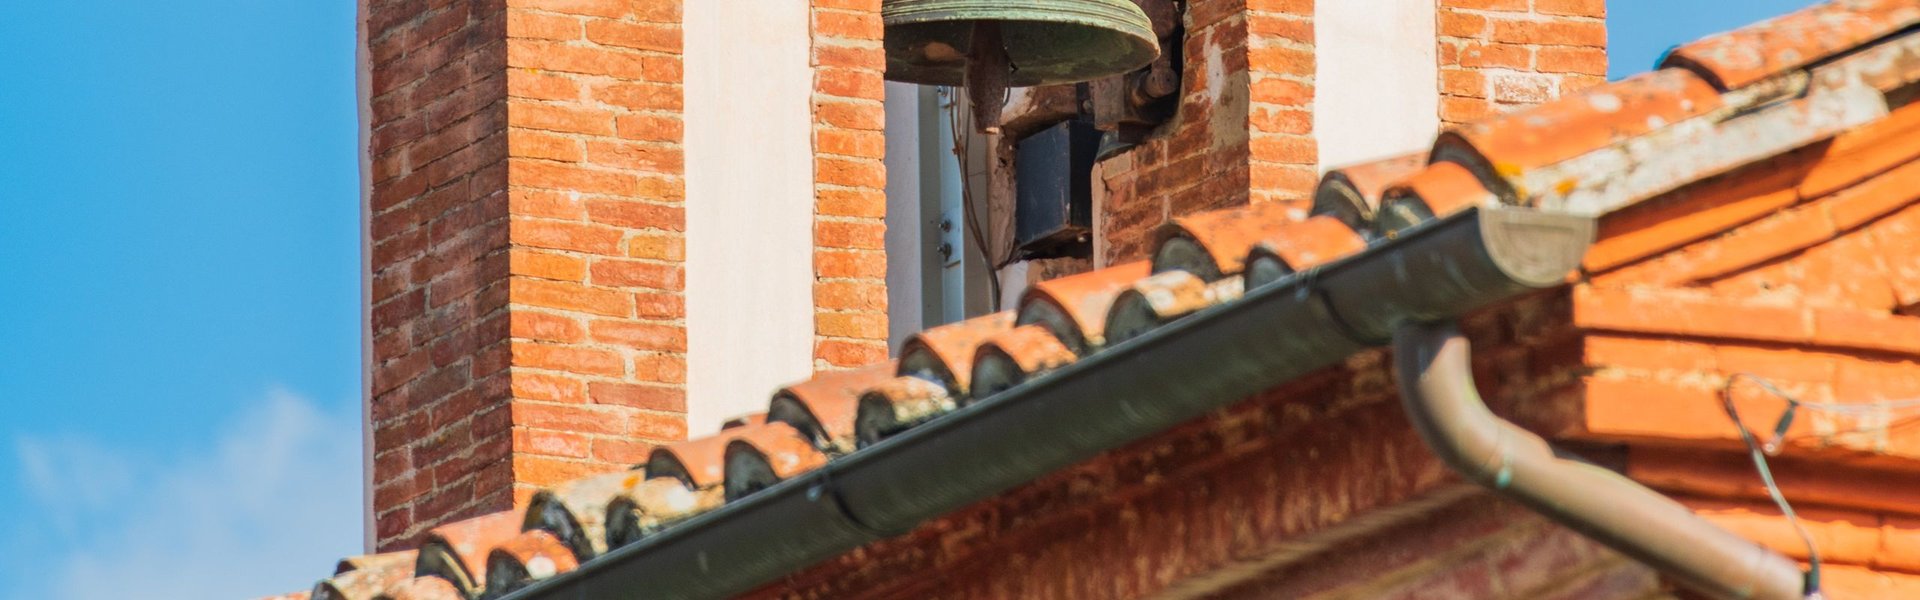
[1436,0,1608,125]
[1246,0,1318,206]
[809,0,890,369]
[365,0,688,550]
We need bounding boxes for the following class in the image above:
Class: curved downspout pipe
[1392,321,1809,600]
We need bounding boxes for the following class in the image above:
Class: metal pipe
[1392,321,1808,600]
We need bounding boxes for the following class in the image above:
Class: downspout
[1392,321,1809,600]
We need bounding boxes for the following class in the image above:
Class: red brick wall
[1246,0,1319,206]
[810,0,891,369]
[1436,0,1608,125]
[365,0,691,550]
[1098,0,1277,265]
[366,0,515,551]
[500,0,690,513]
[1099,0,1609,266]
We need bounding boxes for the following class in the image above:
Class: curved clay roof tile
[483,529,582,597]
[767,362,900,455]
[415,511,523,598]
[968,324,1078,402]
[1153,202,1302,281]
[1662,0,1920,90]
[1015,262,1153,355]
[722,422,830,501]
[896,312,1016,396]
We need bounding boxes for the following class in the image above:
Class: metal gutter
[503,205,1596,600]
[1391,321,1808,600]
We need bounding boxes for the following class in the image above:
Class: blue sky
[0,1,1820,598]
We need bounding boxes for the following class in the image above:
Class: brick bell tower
[359,0,888,550]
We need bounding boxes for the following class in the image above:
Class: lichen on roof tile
[313,550,416,600]
[605,476,724,550]
[897,311,1017,396]
[524,470,646,561]
[1105,271,1243,346]
[722,422,829,501]
[1663,0,1920,90]
[484,529,581,597]
[416,511,522,598]
[767,362,900,455]
[645,425,758,490]
[1015,262,1153,355]
[855,375,957,448]
[1435,69,1725,199]
[969,324,1078,401]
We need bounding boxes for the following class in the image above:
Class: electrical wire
[1721,373,1822,598]
[943,86,1006,311]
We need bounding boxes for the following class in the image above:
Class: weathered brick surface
[1099,0,1604,264]
[1436,0,1608,125]
[367,0,689,550]
[1098,0,1269,264]
[811,0,890,369]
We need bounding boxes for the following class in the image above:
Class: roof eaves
[501,204,1595,600]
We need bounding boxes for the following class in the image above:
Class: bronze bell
[883,0,1160,133]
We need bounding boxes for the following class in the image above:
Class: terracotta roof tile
[483,530,581,596]
[1433,69,1725,204]
[766,362,900,455]
[604,476,723,549]
[1015,261,1153,355]
[287,5,1920,597]
[1663,0,1920,90]
[313,551,417,600]
[523,470,644,561]
[645,424,766,489]
[855,375,955,448]
[969,324,1078,400]
[1799,96,1920,200]
[722,422,829,501]
[334,551,416,577]
[369,577,462,600]
[415,511,521,598]
[1105,271,1244,346]
[897,312,1016,396]
[1153,203,1301,280]
[1375,162,1499,236]
[1313,152,1430,230]
[1239,215,1368,290]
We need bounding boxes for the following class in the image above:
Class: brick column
[365,0,688,550]
[1247,0,1318,206]
[1436,0,1607,125]
[810,0,891,369]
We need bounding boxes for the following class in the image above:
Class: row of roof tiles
[268,2,1920,598]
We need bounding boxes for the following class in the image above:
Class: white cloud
[11,388,364,600]
[14,434,138,535]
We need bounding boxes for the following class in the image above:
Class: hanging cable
[943,86,1004,311]
[1721,373,1823,599]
